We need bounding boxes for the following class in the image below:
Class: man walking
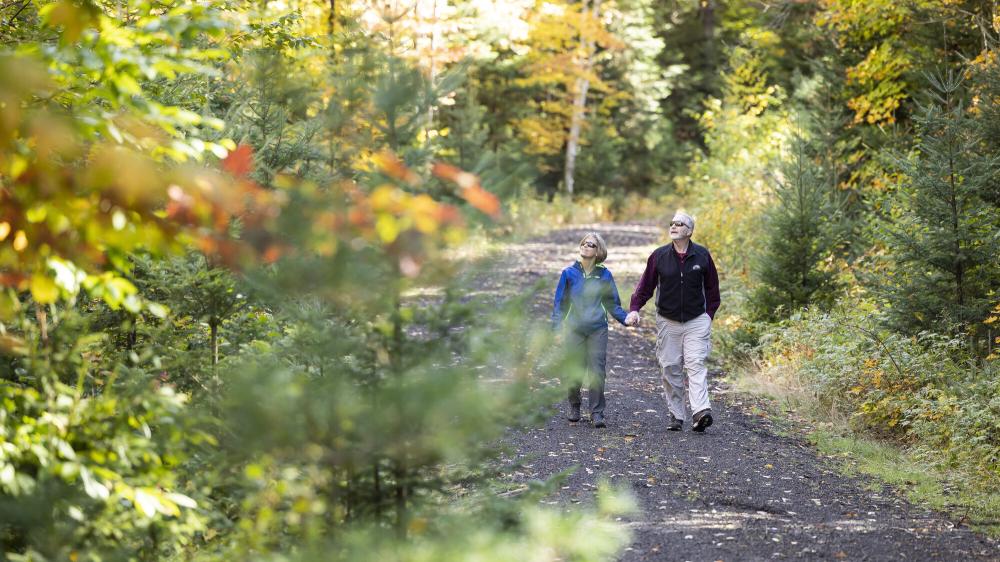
[625,211,720,432]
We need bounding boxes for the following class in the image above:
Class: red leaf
[222,145,254,178]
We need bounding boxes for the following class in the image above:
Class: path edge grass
[727,370,1000,539]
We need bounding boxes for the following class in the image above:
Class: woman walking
[551,232,629,428]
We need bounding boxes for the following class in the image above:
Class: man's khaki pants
[655,312,712,420]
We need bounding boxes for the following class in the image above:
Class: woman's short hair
[580,232,608,264]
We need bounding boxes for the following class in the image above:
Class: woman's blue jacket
[552,261,628,334]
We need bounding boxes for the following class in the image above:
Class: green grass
[807,428,1000,537]
[728,364,1000,538]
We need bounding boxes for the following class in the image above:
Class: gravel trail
[489,223,999,562]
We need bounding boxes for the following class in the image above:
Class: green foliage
[1,4,637,557]
[874,73,1000,335]
[436,80,537,208]
[750,137,844,321]
[752,303,1000,495]
[5,0,1000,556]
[0,373,209,560]
[676,39,792,279]
[10,0,232,161]
[219,14,325,184]
[142,252,248,370]
[573,116,626,195]
[808,429,1000,537]
[724,45,782,117]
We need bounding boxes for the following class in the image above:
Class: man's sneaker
[692,409,713,432]
[592,412,607,428]
[667,415,682,431]
[567,404,582,422]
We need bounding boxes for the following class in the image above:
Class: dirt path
[489,223,998,561]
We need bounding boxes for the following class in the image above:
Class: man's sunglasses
[670,221,688,228]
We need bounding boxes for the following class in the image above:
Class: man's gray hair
[672,211,695,231]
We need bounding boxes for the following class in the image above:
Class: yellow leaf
[375,215,400,243]
[30,273,59,304]
[9,155,27,178]
[12,230,27,251]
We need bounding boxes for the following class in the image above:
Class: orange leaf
[222,145,254,178]
[432,162,500,218]
[436,204,461,225]
[0,272,28,288]
[373,151,419,185]
[461,185,501,218]
[431,162,478,190]
[262,244,284,264]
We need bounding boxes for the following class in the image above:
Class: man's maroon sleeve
[629,251,658,312]
[705,253,721,319]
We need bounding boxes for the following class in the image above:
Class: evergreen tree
[574,115,626,195]
[438,83,537,205]
[751,137,842,322]
[877,73,1000,336]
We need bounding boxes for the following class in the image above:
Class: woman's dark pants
[565,325,608,415]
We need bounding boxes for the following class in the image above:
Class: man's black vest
[654,242,712,322]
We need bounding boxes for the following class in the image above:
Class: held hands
[625,311,641,327]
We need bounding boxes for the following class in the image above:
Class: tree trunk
[394,460,407,537]
[328,0,336,36]
[210,319,219,367]
[700,0,717,75]
[564,0,602,196]
[127,317,137,352]
[36,306,47,347]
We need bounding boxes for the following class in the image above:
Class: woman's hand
[625,311,640,326]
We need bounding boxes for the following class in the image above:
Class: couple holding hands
[551,211,721,431]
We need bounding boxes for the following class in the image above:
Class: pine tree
[877,72,1000,335]
[751,137,842,321]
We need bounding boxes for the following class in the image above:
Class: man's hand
[625,311,640,326]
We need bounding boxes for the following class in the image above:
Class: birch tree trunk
[564,0,602,196]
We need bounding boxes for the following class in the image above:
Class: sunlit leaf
[0,334,28,356]
[222,144,254,178]
[375,215,401,243]
[30,273,59,304]
[461,185,501,218]
[431,162,478,189]
[165,492,198,509]
[12,230,27,252]
[134,488,161,517]
[80,467,110,501]
[373,151,420,185]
